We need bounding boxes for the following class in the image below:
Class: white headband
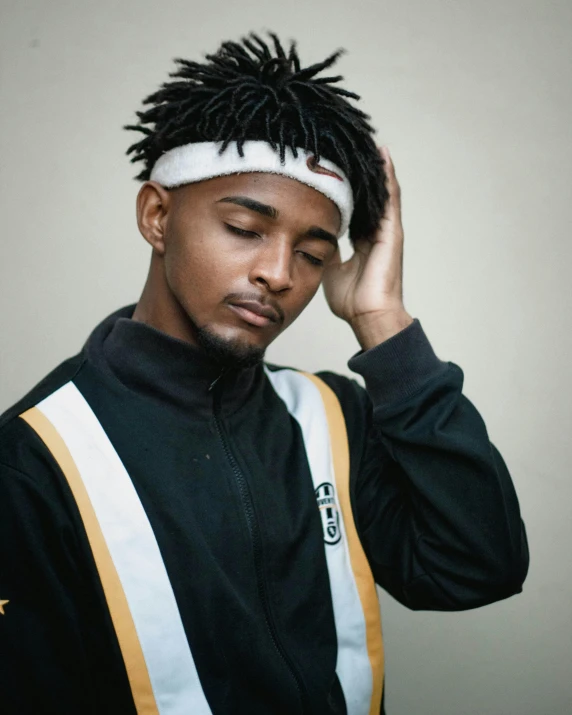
[150,140,354,236]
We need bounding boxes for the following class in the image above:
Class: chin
[196,323,267,369]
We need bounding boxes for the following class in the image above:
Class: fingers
[353,236,374,257]
[328,244,342,266]
[378,145,402,223]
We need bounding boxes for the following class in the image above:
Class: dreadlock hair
[124,32,387,242]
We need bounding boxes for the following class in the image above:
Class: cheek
[167,235,211,280]
[164,225,224,305]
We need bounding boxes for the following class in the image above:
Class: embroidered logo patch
[306,155,344,182]
[315,482,342,545]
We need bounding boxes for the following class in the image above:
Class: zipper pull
[208,367,227,392]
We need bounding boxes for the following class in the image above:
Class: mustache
[224,291,285,324]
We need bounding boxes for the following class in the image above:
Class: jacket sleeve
[333,318,528,611]
[0,418,134,715]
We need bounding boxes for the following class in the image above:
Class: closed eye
[224,223,259,238]
[225,224,323,266]
[299,252,323,267]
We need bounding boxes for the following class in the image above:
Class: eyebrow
[217,195,339,248]
[217,196,278,219]
[305,226,338,248]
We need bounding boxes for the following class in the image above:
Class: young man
[0,33,528,715]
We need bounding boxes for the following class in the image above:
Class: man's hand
[323,146,414,350]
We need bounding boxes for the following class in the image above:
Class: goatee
[193,322,265,370]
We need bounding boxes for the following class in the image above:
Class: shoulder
[0,352,86,478]
[314,369,369,407]
[264,361,370,426]
[0,352,86,428]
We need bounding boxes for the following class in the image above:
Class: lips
[228,300,281,327]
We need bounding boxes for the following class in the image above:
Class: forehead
[172,172,342,234]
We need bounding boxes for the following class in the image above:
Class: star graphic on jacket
[0,599,9,615]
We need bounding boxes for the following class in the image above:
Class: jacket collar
[85,304,263,419]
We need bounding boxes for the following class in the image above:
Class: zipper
[212,385,306,714]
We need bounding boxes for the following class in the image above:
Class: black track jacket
[0,305,529,714]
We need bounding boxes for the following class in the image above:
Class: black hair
[124,32,387,241]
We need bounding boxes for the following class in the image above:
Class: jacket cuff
[347,318,449,406]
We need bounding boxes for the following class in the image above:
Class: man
[0,33,528,715]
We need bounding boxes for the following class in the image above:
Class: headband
[149,140,354,236]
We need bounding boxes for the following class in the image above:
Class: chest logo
[315,482,342,545]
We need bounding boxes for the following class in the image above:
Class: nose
[249,238,294,294]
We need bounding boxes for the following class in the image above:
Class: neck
[132,255,199,347]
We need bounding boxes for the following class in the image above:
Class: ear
[136,181,172,255]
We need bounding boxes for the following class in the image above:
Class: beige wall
[1,0,571,712]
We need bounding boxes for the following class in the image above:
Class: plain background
[1,1,571,713]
